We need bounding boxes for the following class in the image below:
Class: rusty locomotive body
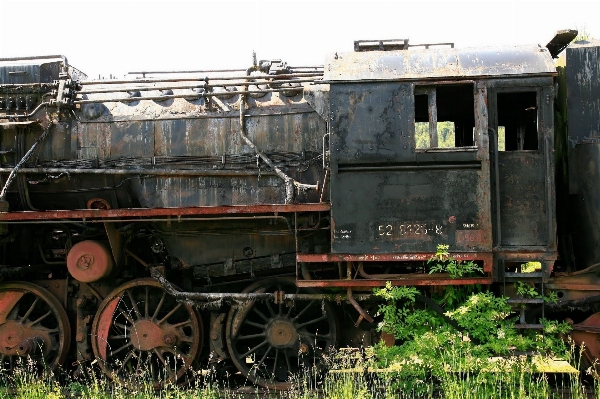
[1,32,600,387]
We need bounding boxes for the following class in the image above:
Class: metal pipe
[129,68,247,75]
[129,67,324,75]
[0,102,49,120]
[150,267,374,302]
[0,167,277,176]
[80,72,323,85]
[77,78,316,95]
[74,87,303,104]
[490,128,502,246]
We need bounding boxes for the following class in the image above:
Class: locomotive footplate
[296,252,493,287]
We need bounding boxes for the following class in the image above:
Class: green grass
[0,353,597,399]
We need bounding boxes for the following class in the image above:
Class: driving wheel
[91,278,202,388]
[0,282,70,372]
[226,277,338,389]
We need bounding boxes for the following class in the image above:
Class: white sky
[1,0,599,79]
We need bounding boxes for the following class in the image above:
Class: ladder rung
[504,272,543,279]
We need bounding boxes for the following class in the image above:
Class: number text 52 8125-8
[377,223,444,238]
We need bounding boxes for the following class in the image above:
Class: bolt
[163,334,177,346]
[298,343,309,354]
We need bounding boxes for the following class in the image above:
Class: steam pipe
[74,87,303,105]
[80,72,322,85]
[78,77,316,95]
[0,102,49,120]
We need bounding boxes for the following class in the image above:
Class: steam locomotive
[0,30,599,388]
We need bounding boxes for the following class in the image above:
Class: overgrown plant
[371,245,576,397]
[428,244,483,278]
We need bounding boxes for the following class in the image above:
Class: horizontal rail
[296,277,493,287]
[0,203,330,221]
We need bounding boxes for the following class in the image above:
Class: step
[504,272,543,281]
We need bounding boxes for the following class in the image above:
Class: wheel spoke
[301,332,331,341]
[272,349,280,376]
[20,297,40,322]
[265,301,276,317]
[244,320,266,329]
[109,342,133,358]
[144,287,150,318]
[27,310,52,327]
[157,303,182,325]
[236,332,265,341]
[152,292,166,321]
[256,345,273,367]
[108,334,129,340]
[241,340,268,358]
[119,351,135,370]
[153,348,168,367]
[296,314,327,329]
[252,307,270,322]
[291,300,316,322]
[171,320,192,329]
[284,349,292,375]
[117,304,135,325]
[114,322,129,330]
[126,290,142,319]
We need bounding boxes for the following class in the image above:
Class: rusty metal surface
[0,56,64,85]
[0,281,70,370]
[547,264,600,302]
[66,241,114,283]
[570,312,600,369]
[564,43,600,269]
[298,252,491,262]
[0,203,330,221]
[324,45,556,82]
[566,41,600,141]
[497,152,549,246]
[328,78,493,256]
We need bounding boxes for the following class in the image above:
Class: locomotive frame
[1,30,600,388]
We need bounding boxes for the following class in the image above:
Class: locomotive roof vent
[353,39,454,52]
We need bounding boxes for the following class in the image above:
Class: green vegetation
[415,122,456,149]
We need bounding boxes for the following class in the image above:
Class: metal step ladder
[503,267,545,330]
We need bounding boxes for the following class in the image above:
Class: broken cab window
[414,84,475,149]
[497,92,538,151]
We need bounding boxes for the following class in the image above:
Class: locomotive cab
[298,40,558,291]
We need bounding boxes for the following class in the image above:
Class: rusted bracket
[347,288,374,327]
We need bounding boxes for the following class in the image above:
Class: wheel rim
[0,282,70,371]
[91,278,202,388]
[226,277,338,389]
